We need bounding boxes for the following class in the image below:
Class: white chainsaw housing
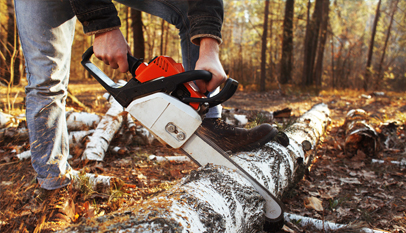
[126,92,202,148]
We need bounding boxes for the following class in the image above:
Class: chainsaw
[81,46,284,229]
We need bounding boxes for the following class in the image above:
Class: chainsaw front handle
[81,46,238,109]
[82,46,143,78]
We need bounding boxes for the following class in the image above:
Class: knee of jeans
[26,75,68,97]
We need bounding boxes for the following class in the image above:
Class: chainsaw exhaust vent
[153,57,170,72]
[135,56,185,83]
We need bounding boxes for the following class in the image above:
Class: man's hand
[195,38,227,94]
[93,29,131,73]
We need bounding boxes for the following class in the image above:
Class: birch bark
[62,103,330,232]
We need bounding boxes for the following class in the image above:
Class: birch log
[82,94,125,161]
[0,127,29,142]
[66,111,101,131]
[344,109,379,157]
[63,103,330,232]
[0,111,17,128]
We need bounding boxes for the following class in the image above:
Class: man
[15,0,283,224]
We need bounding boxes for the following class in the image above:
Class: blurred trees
[1,0,21,86]
[260,0,271,91]
[131,9,145,59]
[302,0,323,86]
[364,0,382,91]
[1,0,406,92]
[280,0,295,85]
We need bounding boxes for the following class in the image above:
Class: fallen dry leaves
[304,197,324,212]
[1,85,406,232]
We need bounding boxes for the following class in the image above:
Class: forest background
[0,0,406,96]
[1,1,406,232]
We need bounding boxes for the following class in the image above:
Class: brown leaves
[304,196,323,212]
[319,185,341,200]
[75,201,96,219]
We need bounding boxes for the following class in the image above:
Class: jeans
[15,0,221,190]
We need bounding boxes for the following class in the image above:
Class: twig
[0,161,20,166]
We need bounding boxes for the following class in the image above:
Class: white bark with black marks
[62,103,330,232]
[82,94,124,161]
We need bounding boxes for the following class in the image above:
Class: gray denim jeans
[15,0,221,190]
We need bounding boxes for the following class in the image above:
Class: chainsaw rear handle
[81,46,238,108]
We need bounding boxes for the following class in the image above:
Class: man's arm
[70,0,130,72]
[69,0,121,35]
[188,0,224,46]
[188,0,226,93]
[71,0,226,93]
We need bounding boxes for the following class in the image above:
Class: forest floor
[0,80,405,232]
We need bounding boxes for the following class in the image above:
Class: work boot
[200,118,289,153]
[38,185,75,223]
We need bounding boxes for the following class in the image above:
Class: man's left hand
[194,38,227,94]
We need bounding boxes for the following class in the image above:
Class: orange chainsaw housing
[134,56,205,110]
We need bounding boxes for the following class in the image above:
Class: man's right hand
[93,29,131,73]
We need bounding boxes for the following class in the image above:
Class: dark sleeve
[188,0,224,45]
[69,0,121,35]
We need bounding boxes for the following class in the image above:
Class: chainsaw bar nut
[176,132,186,141]
[165,123,186,141]
[166,123,177,133]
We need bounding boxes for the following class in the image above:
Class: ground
[0,80,405,232]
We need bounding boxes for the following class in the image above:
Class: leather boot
[39,185,75,223]
[200,118,289,153]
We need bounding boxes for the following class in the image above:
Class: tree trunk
[125,7,130,42]
[160,19,165,55]
[375,0,398,90]
[302,0,323,86]
[13,22,21,86]
[314,0,329,87]
[260,0,270,92]
[164,22,170,55]
[3,0,21,86]
[269,12,274,83]
[131,9,145,59]
[279,0,295,85]
[0,18,4,81]
[330,31,335,88]
[364,0,382,91]
[62,103,330,232]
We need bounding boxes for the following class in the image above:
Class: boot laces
[47,188,69,209]
[213,119,235,131]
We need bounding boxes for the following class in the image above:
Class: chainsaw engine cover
[126,92,202,148]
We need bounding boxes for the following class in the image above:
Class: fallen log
[343,109,379,157]
[66,111,101,131]
[69,130,95,146]
[0,127,29,142]
[62,103,330,232]
[284,212,387,233]
[82,93,125,161]
[1,111,99,142]
[0,111,17,128]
